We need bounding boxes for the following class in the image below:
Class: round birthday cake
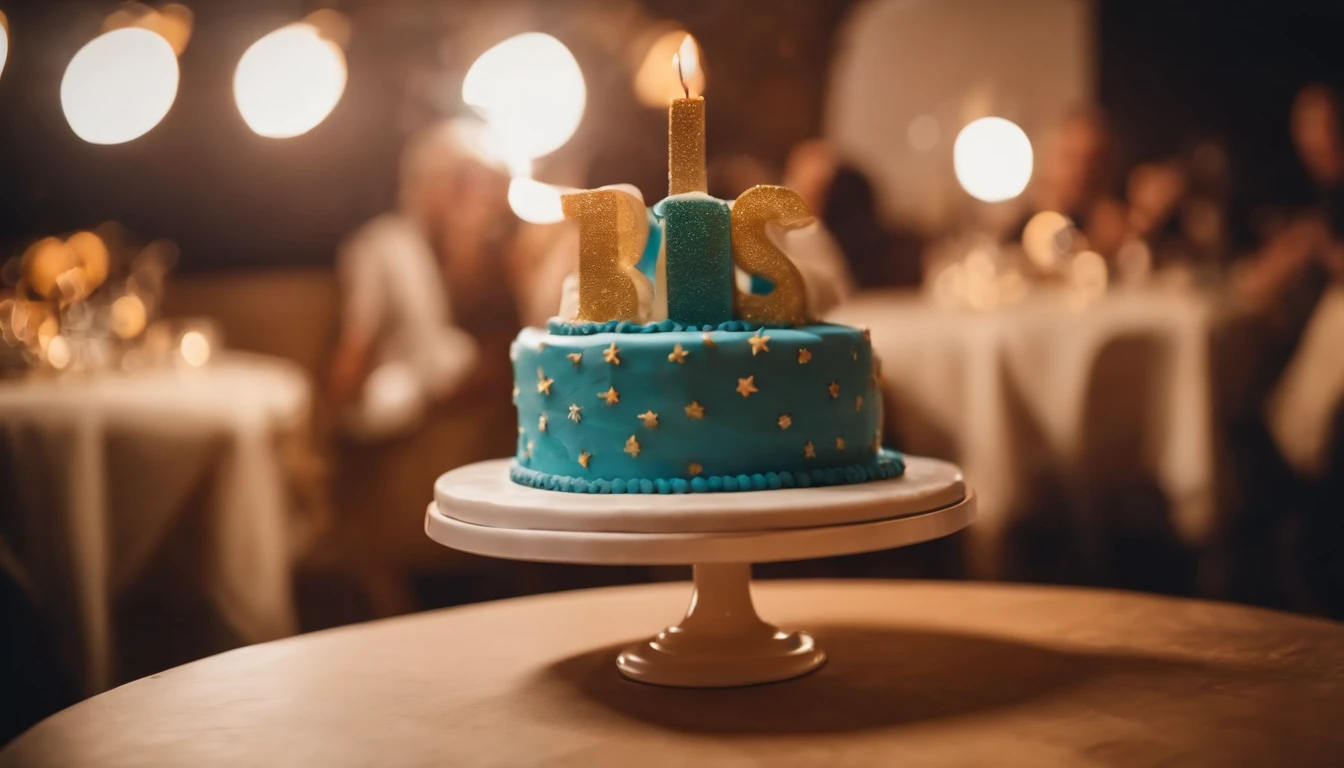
[508,78,903,493]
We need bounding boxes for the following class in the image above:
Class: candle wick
[675,53,689,99]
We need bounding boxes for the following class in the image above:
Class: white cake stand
[425,456,975,688]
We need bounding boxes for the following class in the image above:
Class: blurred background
[2,0,1343,742]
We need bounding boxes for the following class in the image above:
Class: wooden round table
[4,581,1342,767]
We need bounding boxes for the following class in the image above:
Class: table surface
[4,581,1342,768]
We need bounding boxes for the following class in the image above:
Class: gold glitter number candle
[669,96,707,195]
[562,186,654,322]
[730,185,812,324]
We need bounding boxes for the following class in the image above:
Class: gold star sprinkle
[603,343,621,365]
[568,404,583,423]
[836,437,846,450]
[526,440,536,456]
[688,462,703,477]
[797,348,812,364]
[624,435,641,457]
[578,451,591,469]
[668,344,689,364]
[566,352,582,367]
[537,375,554,395]
[828,382,840,399]
[747,331,771,356]
[598,387,620,406]
[539,413,548,432]
[804,441,816,459]
[638,410,659,428]
[701,333,716,348]
[685,401,705,419]
[855,395,864,412]
[736,375,759,398]
[511,385,519,400]
[778,414,792,430]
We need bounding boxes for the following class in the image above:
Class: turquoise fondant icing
[636,207,662,283]
[659,197,734,326]
[512,323,896,492]
[510,448,905,494]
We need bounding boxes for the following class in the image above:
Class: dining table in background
[830,288,1217,575]
[2,579,1340,766]
[0,353,313,693]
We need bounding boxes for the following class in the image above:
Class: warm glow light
[463,33,586,164]
[46,335,71,370]
[179,330,211,367]
[634,29,705,107]
[1070,249,1108,301]
[61,28,179,145]
[234,22,347,139]
[907,114,939,153]
[953,116,1033,203]
[1021,211,1074,271]
[0,12,9,80]
[507,177,578,224]
[111,294,148,339]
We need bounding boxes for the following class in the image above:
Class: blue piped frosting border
[510,448,906,494]
[547,318,806,336]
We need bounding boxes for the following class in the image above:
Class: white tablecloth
[830,290,1216,573]
[0,354,310,693]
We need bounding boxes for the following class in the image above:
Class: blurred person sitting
[1215,83,1344,616]
[783,139,923,289]
[1014,109,1128,258]
[328,120,515,440]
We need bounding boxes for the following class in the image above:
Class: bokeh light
[1021,210,1074,271]
[507,177,575,224]
[953,116,1034,203]
[179,330,211,367]
[234,21,347,139]
[0,11,9,81]
[111,294,148,339]
[635,30,705,107]
[61,28,179,145]
[463,33,586,165]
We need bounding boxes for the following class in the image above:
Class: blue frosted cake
[509,86,902,493]
[509,318,903,493]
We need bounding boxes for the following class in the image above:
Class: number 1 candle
[562,185,654,323]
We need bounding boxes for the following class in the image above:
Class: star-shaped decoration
[538,342,548,351]
[598,386,620,406]
[688,462,703,477]
[736,375,759,398]
[568,404,583,423]
[526,440,536,456]
[539,413,548,432]
[797,348,812,365]
[668,344,689,364]
[778,414,792,430]
[685,401,705,419]
[603,342,621,365]
[828,381,840,399]
[638,410,659,428]
[701,333,716,348]
[537,375,554,395]
[747,331,771,356]
[511,385,519,401]
[836,437,846,450]
[578,451,591,469]
[624,435,641,458]
[566,351,582,367]
[855,395,864,412]
[803,441,816,459]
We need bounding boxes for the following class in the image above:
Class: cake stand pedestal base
[616,563,824,687]
[426,456,974,688]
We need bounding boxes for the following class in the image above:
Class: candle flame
[672,34,699,98]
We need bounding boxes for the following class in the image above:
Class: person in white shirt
[328,120,508,440]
